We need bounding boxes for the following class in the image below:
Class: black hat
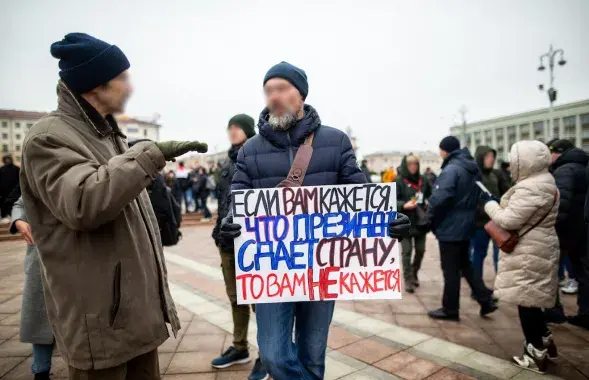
[548,139,575,154]
[228,114,256,138]
[439,136,460,153]
[50,33,130,94]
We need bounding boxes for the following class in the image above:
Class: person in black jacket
[210,114,267,378]
[427,136,497,321]
[471,146,509,291]
[548,140,589,330]
[0,156,20,217]
[396,154,431,293]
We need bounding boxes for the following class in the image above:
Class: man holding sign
[218,61,411,380]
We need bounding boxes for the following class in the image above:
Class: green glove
[154,141,208,161]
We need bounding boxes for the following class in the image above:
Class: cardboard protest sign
[232,183,401,304]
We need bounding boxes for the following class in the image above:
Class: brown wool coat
[484,140,560,308]
[19,81,180,370]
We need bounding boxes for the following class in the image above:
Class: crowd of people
[0,31,587,379]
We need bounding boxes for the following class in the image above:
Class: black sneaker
[542,333,558,361]
[248,358,269,380]
[480,301,498,317]
[34,372,50,380]
[428,307,460,321]
[211,347,251,369]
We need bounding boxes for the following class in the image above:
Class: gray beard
[268,112,298,131]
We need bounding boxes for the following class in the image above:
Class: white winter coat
[484,140,560,308]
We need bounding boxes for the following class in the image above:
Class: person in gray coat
[10,197,54,380]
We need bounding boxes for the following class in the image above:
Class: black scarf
[228,144,242,163]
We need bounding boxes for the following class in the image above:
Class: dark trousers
[439,241,491,313]
[68,349,159,380]
[401,234,426,281]
[518,306,549,349]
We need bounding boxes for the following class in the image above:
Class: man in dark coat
[427,136,497,321]
[0,156,20,215]
[548,140,589,330]
[217,61,411,379]
[472,146,508,290]
[210,114,267,379]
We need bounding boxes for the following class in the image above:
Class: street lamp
[538,44,566,139]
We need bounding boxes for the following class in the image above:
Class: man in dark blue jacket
[427,136,497,321]
[218,62,411,380]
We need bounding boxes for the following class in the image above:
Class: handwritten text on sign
[232,183,401,304]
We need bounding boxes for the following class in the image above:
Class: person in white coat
[484,140,559,374]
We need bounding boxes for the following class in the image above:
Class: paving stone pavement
[0,227,588,379]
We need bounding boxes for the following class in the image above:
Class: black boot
[480,300,498,317]
[428,307,460,321]
[411,266,420,287]
[542,333,558,361]
[34,371,50,380]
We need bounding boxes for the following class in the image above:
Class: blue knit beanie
[50,33,130,94]
[263,61,308,100]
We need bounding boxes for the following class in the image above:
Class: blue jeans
[256,301,335,380]
[184,189,194,211]
[559,255,574,280]
[470,227,499,282]
[32,343,54,374]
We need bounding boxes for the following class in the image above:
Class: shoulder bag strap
[519,192,558,238]
[277,132,315,188]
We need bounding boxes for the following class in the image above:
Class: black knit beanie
[439,136,460,153]
[50,33,130,94]
[228,114,256,138]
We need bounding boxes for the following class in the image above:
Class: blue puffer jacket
[232,104,366,190]
[427,148,481,242]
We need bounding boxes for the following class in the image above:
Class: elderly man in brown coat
[20,33,208,379]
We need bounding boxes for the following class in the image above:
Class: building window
[533,121,544,141]
[496,128,504,138]
[484,130,492,143]
[520,124,530,140]
[1,144,7,153]
[15,155,21,163]
[15,122,21,129]
[143,129,148,137]
[1,133,7,140]
[581,114,589,148]
[127,127,139,134]
[27,123,33,129]
[15,145,21,152]
[563,116,576,135]
[1,121,6,128]
[15,134,21,140]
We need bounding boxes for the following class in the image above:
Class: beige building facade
[450,99,589,163]
[0,109,162,165]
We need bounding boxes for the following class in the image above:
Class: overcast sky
[1,0,588,156]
